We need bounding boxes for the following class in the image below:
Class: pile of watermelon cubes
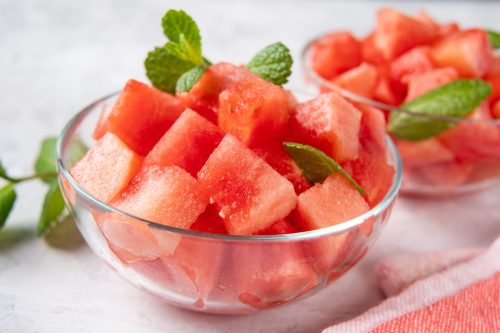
[310,8,500,190]
[69,63,394,308]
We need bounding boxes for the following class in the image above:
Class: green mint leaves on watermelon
[283,142,365,196]
[176,65,206,92]
[487,29,500,49]
[247,42,293,85]
[0,135,86,235]
[388,79,492,141]
[162,10,203,65]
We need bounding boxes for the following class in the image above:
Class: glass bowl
[56,92,402,314]
[302,36,500,197]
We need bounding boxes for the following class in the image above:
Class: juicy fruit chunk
[184,63,257,121]
[190,204,228,234]
[296,174,369,231]
[107,79,186,155]
[374,8,437,60]
[92,104,112,140]
[70,133,143,202]
[111,165,208,229]
[290,92,362,163]
[198,135,297,235]
[255,218,298,235]
[310,32,362,79]
[419,161,472,188]
[218,77,289,146]
[397,138,454,168]
[405,67,458,101]
[430,29,493,77]
[390,47,434,83]
[252,143,310,194]
[332,63,379,98]
[144,109,223,177]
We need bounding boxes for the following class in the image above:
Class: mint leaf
[283,142,365,196]
[388,79,492,141]
[34,137,58,183]
[176,65,206,92]
[0,160,8,180]
[0,183,16,229]
[162,10,202,65]
[487,30,500,49]
[247,42,293,85]
[145,46,196,94]
[37,180,65,236]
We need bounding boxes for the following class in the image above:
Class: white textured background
[1,1,500,332]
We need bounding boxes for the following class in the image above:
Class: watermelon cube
[190,204,228,234]
[419,161,472,188]
[144,109,223,177]
[430,29,493,78]
[487,56,500,78]
[111,165,208,229]
[252,142,310,194]
[310,31,362,79]
[487,76,500,104]
[405,67,458,101]
[361,33,385,66]
[413,10,440,32]
[438,23,460,37]
[373,8,437,60]
[296,174,369,231]
[107,79,187,155]
[492,100,500,119]
[332,63,379,98]
[390,47,434,83]
[218,77,289,146]
[255,218,298,235]
[290,92,362,163]
[198,135,297,235]
[70,132,143,203]
[92,104,112,140]
[396,138,455,168]
[183,63,257,122]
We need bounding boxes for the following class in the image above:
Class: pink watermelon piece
[218,77,289,146]
[373,8,437,60]
[70,132,143,203]
[397,138,455,168]
[183,63,257,122]
[255,218,299,235]
[107,79,187,155]
[144,109,223,177]
[492,100,500,119]
[310,31,362,80]
[390,47,434,83]
[487,56,500,78]
[332,63,379,98]
[419,161,473,188]
[430,29,493,78]
[290,92,362,163]
[111,165,208,229]
[252,142,310,194]
[405,67,458,101]
[198,135,297,235]
[362,33,385,66]
[92,104,112,140]
[413,10,440,32]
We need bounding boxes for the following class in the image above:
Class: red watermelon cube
[190,204,228,234]
[390,47,434,83]
[218,77,289,146]
[198,135,297,235]
[290,92,362,163]
[430,29,493,78]
[397,138,455,168]
[405,67,458,101]
[310,31,362,80]
[107,80,187,155]
[144,109,223,177]
[419,161,472,188]
[332,63,379,98]
[111,165,208,229]
[255,218,299,235]
[487,56,500,78]
[70,132,143,202]
[492,100,500,119]
[373,8,437,60]
[362,33,385,66]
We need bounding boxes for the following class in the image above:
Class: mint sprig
[487,29,500,49]
[0,136,87,235]
[145,10,293,94]
[283,142,365,196]
[388,79,492,141]
[247,42,293,85]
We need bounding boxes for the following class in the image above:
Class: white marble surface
[1,1,500,332]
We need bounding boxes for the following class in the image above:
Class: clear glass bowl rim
[302,35,500,125]
[56,90,402,242]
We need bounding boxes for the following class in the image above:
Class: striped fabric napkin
[323,237,500,333]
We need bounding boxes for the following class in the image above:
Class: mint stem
[1,172,57,184]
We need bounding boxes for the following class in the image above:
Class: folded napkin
[323,237,500,333]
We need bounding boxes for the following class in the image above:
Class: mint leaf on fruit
[176,65,206,92]
[162,9,202,65]
[145,46,196,94]
[487,29,500,49]
[247,42,293,85]
[37,180,65,236]
[388,79,492,141]
[283,142,365,196]
[34,137,58,183]
[0,183,17,229]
